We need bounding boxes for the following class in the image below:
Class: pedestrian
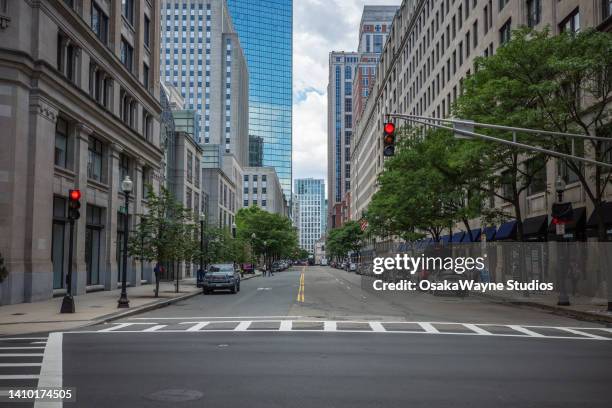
[153,262,162,297]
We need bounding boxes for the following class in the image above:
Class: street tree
[455,27,612,240]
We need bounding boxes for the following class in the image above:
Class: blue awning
[440,235,451,243]
[461,228,482,242]
[451,231,465,242]
[496,220,517,241]
[483,226,497,241]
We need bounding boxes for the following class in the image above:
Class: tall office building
[160,0,249,166]
[295,179,326,253]
[327,6,397,231]
[227,0,293,198]
[351,0,612,238]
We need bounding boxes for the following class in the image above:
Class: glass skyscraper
[227,0,293,198]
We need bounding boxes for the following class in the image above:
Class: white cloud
[292,0,400,188]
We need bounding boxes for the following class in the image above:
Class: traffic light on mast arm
[383,121,396,157]
[68,189,81,220]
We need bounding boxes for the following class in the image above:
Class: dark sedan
[197,263,241,294]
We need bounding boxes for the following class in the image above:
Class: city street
[3,266,611,407]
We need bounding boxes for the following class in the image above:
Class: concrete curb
[88,273,263,328]
[471,292,612,324]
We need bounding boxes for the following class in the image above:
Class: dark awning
[496,220,517,240]
[483,226,497,241]
[440,235,451,243]
[587,202,612,227]
[451,231,465,242]
[461,228,482,242]
[523,215,549,237]
[548,207,586,232]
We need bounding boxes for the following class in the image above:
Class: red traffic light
[69,189,81,201]
[384,122,395,135]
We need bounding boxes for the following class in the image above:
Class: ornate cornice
[29,94,58,123]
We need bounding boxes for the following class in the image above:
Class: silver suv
[199,263,241,294]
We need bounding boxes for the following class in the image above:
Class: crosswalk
[76,320,612,341]
[0,336,47,404]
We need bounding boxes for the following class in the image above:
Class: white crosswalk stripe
[0,336,47,392]
[73,320,612,341]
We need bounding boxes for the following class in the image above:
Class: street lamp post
[118,176,132,308]
[555,176,570,306]
[263,240,268,276]
[200,212,205,275]
[251,233,256,273]
[231,222,237,239]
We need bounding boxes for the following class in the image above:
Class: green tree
[326,221,364,261]
[455,27,612,240]
[128,186,198,295]
[235,206,298,269]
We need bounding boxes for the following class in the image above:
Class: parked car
[349,262,357,272]
[241,263,255,274]
[198,263,241,294]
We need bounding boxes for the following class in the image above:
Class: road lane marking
[0,363,42,367]
[0,374,39,379]
[98,323,138,332]
[369,322,386,332]
[463,324,492,335]
[35,332,62,408]
[234,321,252,331]
[418,322,439,334]
[557,327,609,340]
[296,270,305,303]
[0,337,48,341]
[0,346,45,350]
[129,316,303,320]
[142,325,167,332]
[0,353,45,357]
[323,321,337,331]
[182,322,210,332]
[507,325,545,337]
[279,321,292,331]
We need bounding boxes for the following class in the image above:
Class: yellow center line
[297,267,305,303]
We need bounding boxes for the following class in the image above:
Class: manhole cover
[146,389,203,402]
[89,305,104,308]
[11,313,25,316]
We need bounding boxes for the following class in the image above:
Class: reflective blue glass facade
[227,0,293,198]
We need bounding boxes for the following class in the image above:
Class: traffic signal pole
[61,190,81,313]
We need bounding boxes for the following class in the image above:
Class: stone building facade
[0,0,162,304]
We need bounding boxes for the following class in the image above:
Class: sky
[292,0,399,190]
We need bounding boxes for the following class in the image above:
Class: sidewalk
[472,290,612,324]
[0,272,262,336]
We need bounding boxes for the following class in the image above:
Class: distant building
[314,239,326,264]
[327,5,397,232]
[242,167,288,216]
[295,179,326,253]
[201,145,238,229]
[173,110,201,143]
[227,0,293,198]
[248,135,264,167]
[161,0,249,167]
[291,193,300,229]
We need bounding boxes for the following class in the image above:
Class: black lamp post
[118,175,132,308]
[251,232,256,273]
[200,212,205,274]
[231,222,237,239]
[555,176,570,306]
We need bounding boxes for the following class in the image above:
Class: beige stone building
[351,0,612,240]
[0,0,163,304]
[242,166,289,217]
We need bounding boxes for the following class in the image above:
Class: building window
[527,0,541,28]
[119,153,130,183]
[120,37,133,71]
[605,0,612,20]
[499,19,512,45]
[144,15,151,48]
[186,188,192,209]
[57,33,78,82]
[91,1,109,44]
[499,0,509,11]
[560,9,580,33]
[143,63,150,89]
[85,205,104,285]
[187,151,193,182]
[88,137,104,182]
[52,197,67,289]
[55,117,69,168]
[122,0,134,25]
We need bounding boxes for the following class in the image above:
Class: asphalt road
[6,265,612,407]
